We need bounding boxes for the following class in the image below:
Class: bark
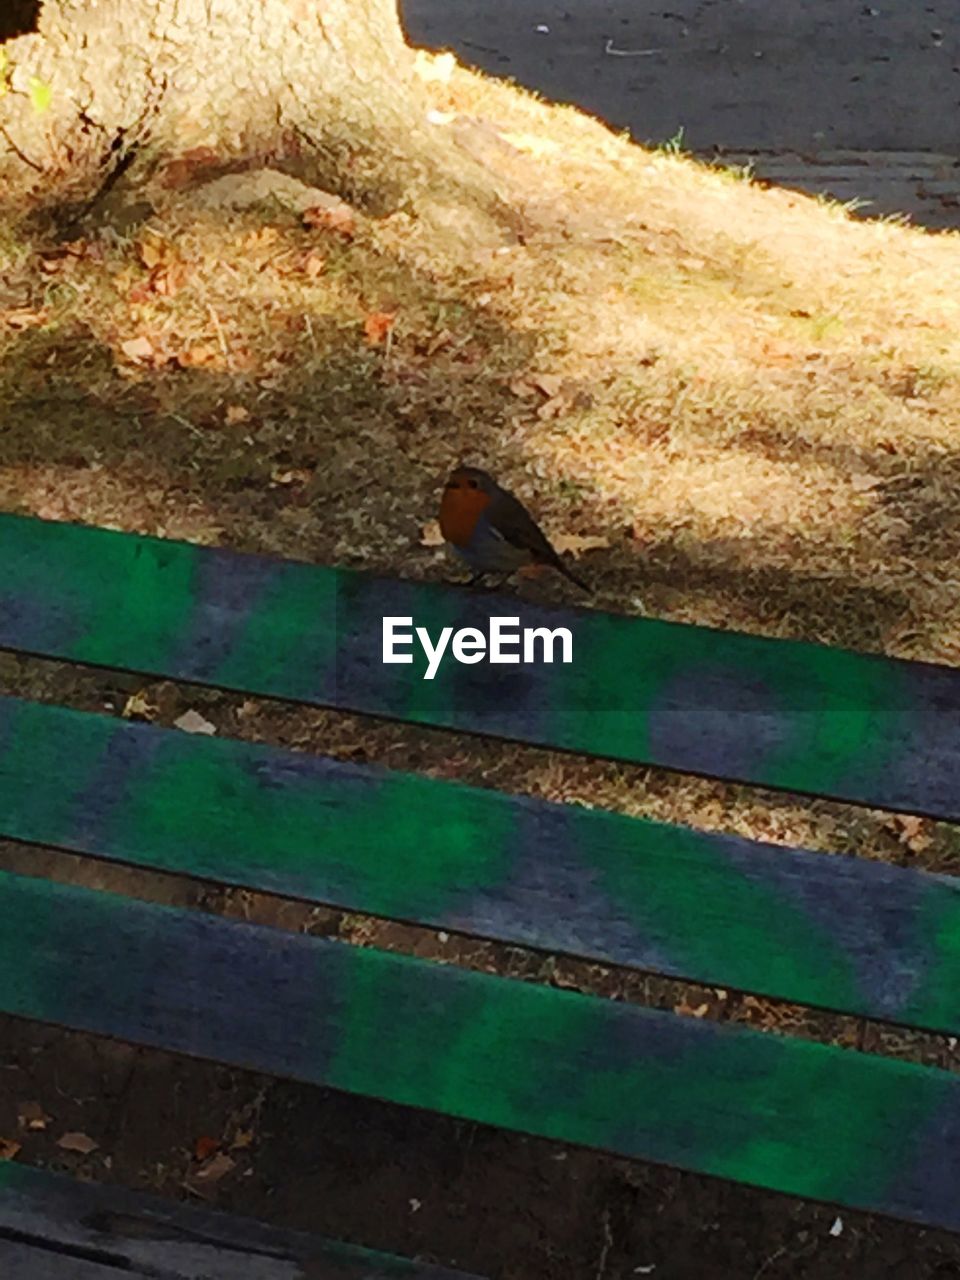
[0,2,41,41]
[0,0,441,213]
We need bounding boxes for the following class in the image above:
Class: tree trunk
[0,0,467,219]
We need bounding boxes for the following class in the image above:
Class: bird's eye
[468,478,478,489]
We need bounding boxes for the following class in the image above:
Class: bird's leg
[466,572,514,591]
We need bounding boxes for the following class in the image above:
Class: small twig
[207,303,230,362]
[595,1207,613,1280]
[603,38,662,56]
[304,312,318,356]
[166,412,204,438]
[0,124,43,172]
[259,248,299,274]
[754,1245,786,1280]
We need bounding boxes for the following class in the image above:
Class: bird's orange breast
[439,486,493,547]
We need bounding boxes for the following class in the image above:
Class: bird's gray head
[443,465,499,496]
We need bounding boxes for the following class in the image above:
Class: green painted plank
[0,513,957,817]
[0,1162,481,1279]
[2,695,960,1033]
[2,869,960,1232]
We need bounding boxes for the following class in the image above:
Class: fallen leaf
[896,815,923,842]
[194,1135,220,1162]
[532,373,564,398]
[757,339,794,367]
[18,1101,51,1131]
[57,1131,99,1155]
[224,404,250,425]
[419,520,444,547]
[112,267,136,293]
[519,374,591,418]
[303,203,355,238]
[137,235,168,270]
[674,1001,709,1019]
[0,1139,21,1161]
[3,308,47,330]
[302,252,326,278]
[36,240,87,271]
[894,814,933,853]
[230,1129,255,1151]
[537,393,571,421]
[270,467,312,486]
[193,1152,236,1183]
[364,311,396,345]
[509,376,539,398]
[176,343,218,368]
[243,226,280,250]
[149,262,188,298]
[174,709,216,736]
[122,690,157,721]
[552,533,609,558]
[120,336,155,363]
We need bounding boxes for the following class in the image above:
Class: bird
[438,465,591,593]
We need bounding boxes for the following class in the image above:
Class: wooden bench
[3,510,960,1266]
[0,1161,482,1277]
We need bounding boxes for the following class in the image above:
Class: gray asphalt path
[400,0,960,153]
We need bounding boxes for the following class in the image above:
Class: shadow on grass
[0,155,955,669]
[0,208,538,568]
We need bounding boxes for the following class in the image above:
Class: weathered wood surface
[0,513,959,817]
[0,1240,127,1279]
[4,869,960,1233]
[0,1162,483,1279]
[3,696,960,1034]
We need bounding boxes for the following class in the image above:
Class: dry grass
[3,50,960,1052]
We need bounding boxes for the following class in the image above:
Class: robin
[438,465,591,593]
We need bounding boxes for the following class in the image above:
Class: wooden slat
[3,869,960,1233]
[0,1162,478,1279]
[0,1241,126,1279]
[3,696,960,1034]
[0,514,958,818]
